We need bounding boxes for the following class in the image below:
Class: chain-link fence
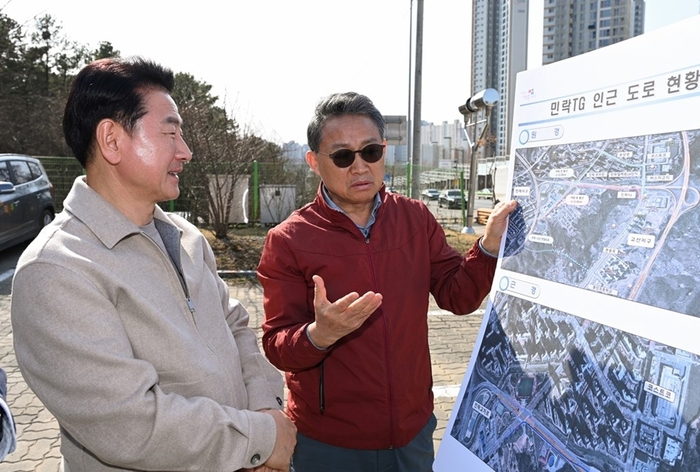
[36,157,323,225]
[36,156,489,227]
[37,156,84,213]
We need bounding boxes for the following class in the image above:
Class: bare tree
[172,73,277,239]
[291,162,320,207]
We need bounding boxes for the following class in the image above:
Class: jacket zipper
[143,233,196,323]
[319,361,325,415]
[174,264,196,323]
[365,236,396,448]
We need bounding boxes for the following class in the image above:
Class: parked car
[0,154,55,251]
[477,188,494,199]
[421,188,439,201]
[438,189,465,209]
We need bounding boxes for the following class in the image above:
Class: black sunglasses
[317,143,385,168]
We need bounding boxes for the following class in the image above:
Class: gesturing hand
[306,275,383,349]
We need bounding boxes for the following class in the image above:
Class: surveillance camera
[458,88,499,115]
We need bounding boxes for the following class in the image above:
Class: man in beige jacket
[11,57,295,472]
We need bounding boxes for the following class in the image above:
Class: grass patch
[204,225,482,272]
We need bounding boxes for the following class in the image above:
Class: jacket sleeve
[222,285,286,411]
[11,260,278,471]
[425,208,498,315]
[257,229,330,372]
[199,233,286,412]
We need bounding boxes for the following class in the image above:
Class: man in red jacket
[257,91,516,472]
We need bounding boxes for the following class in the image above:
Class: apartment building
[542,0,645,65]
[471,0,529,158]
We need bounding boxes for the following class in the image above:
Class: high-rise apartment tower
[470,0,529,158]
[470,0,644,157]
[542,0,645,65]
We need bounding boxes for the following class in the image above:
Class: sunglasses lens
[330,150,355,168]
[360,144,384,163]
[328,144,385,168]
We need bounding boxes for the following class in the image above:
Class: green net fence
[36,157,488,228]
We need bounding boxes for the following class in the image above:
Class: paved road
[0,233,488,470]
[0,243,28,296]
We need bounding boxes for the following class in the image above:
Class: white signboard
[436,17,700,472]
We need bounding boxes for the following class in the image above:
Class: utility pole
[410,0,423,199]
[406,0,413,194]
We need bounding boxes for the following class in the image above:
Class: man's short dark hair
[306,92,385,152]
[62,56,175,167]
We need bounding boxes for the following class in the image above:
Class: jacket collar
[63,176,179,249]
[315,182,387,214]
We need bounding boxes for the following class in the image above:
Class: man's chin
[161,188,181,203]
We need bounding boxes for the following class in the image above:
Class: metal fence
[36,157,322,224]
[37,156,84,213]
[36,156,489,226]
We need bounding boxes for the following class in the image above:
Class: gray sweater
[11,177,283,471]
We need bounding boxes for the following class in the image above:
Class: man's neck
[322,185,379,229]
[85,171,155,226]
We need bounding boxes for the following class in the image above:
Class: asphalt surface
[0,228,487,471]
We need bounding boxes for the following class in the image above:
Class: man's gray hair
[306,92,385,152]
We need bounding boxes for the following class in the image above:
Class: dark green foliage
[0,11,290,238]
[0,13,99,156]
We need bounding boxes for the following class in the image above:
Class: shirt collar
[321,184,382,238]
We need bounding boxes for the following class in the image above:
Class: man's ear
[306,150,321,177]
[95,119,124,165]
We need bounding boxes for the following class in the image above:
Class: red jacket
[257,186,496,449]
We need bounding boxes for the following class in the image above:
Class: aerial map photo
[450,292,700,472]
[500,129,700,317]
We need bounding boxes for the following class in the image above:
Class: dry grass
[204,226,481,272]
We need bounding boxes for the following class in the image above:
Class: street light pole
[458,88,499,233]
[459,149,466,228]
[406,0,413,188]
[410,0,424,199]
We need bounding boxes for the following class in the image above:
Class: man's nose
[348,152,369,171]
[177,135,193,162]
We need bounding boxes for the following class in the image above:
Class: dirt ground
[203,227,481,272]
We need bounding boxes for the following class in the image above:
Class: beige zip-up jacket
[11,177,283,471]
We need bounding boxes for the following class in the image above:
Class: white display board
[436,16,700,472]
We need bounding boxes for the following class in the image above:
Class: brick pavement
[0,279,484,471]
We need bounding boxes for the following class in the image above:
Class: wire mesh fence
[37,156,84,213]
[35,156,489,228]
